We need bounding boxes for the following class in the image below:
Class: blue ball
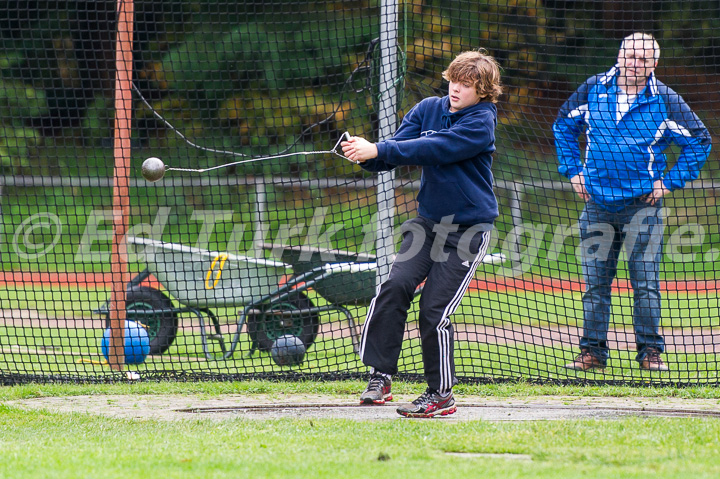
[271,335,306,367]
[101,320,150,365]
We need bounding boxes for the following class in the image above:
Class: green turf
[2,283,720,384]
[1,381,720,479]
[3,283,718,328]
[2,327,718,384]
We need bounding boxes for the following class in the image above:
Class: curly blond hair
[442,50,503,103]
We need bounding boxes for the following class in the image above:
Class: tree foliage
[0,0,718,175]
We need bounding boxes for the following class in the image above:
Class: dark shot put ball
[270,335,306,367]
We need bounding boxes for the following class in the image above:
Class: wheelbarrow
[96,237,385,360]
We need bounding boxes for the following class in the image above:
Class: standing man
[553,32,711,371]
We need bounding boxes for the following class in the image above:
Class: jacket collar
[602,65,658,98]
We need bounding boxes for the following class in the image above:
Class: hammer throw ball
[141,157,166,182]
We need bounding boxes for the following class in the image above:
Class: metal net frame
[1,0,718,385]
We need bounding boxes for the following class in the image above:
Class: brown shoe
[564,349,606,371]
[639,348,669,371]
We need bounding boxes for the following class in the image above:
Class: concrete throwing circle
[6,394,720,421]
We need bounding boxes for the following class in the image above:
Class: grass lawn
[2,381,720,479]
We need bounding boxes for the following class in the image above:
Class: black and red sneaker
[396,388,456,418]
[359,375,393,405]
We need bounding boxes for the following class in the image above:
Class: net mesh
[1,0,718,385]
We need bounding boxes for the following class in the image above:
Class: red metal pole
[108,0,134,371]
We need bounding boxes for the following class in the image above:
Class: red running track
[0,272,716,295]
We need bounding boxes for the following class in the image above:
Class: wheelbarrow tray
[128,237,291,309]
[259,242,375,274]
[260,243,377,305]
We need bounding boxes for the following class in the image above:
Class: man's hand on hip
[642,179,670,205]
[571,173,590,202]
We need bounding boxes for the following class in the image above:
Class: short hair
[620,32,660,62]
[442,50,503,103]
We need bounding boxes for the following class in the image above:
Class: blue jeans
[578,199,665,364]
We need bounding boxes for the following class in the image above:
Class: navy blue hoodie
[360,96,498,225]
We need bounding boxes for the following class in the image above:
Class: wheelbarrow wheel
[245,291,320,352]
[106,285,179,355]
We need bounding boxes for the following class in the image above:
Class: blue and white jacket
[360,96,498,225]
[553,66,711,211]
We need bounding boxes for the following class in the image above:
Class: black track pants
[359,216,492,392]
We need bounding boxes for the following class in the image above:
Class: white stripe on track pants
[359,216,492,393]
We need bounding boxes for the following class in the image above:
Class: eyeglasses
[620,51,656,64]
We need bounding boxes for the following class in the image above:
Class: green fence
[1,0,719,385]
